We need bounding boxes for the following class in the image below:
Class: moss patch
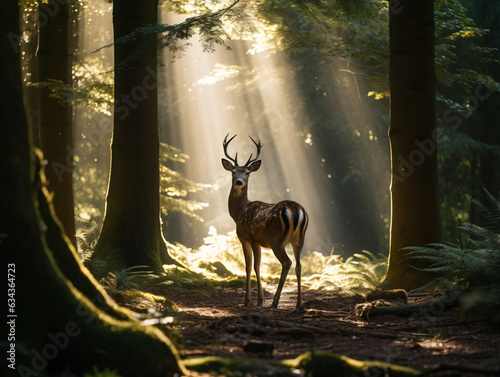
[183,351,421,377]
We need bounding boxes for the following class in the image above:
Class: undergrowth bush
[78,224,386,296]
[169,226,386,295]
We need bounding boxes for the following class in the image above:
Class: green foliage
[71,140,208,251]
[29,59,114,115]
[303,250,387,295]
[70,60,114,115]
[166,226,248,278]
[208,0,498,100]
[437,129,500,243]
[159,142,209,222]
[468,188,500,237]
[76,220,100,265]
[97,0,241,70]
[404,188,500,323]
[72,139,208,243]
[174,226,385,296]
[30,2,241,112]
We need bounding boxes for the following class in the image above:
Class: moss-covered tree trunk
[37,0,76,247]
[1,3,184,376]
[92,0,177,272]
[384,0,442,290]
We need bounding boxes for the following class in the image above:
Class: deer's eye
[246,172,250,176]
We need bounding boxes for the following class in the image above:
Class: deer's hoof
[296,301,304,309]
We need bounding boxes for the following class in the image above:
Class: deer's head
[222,134,262,188]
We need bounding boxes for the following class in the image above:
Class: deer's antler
[245,136,263,167]
[223,133,239,166]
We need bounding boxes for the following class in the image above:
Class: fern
[99,266,155,290]
[304,250,387,295]
[404,188,500,323]
[76,220,100,265]
[470,187,500,234]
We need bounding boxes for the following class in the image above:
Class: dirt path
[142,283,500,375]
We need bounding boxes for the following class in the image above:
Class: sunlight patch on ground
[178,306,237,318]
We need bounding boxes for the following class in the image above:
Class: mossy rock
[288,351,421,377]
[184,351,421,377]
[183,356,286,376]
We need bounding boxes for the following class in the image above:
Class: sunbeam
[159,13,336,255]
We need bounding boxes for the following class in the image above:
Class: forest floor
[115,282,500,376]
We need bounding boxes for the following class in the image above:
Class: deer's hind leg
[292,242,303,309]
[270,241,292,309]
[292,211,308,309]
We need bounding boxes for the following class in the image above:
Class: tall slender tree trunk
[1,4,183,376]
[92,0,177,272]
[384,0,442,290]
[37,0,76,247]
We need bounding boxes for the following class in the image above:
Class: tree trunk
[384,0,442,290]
[21,7,40,148]
[92,0,177,273]
[37,0,76,247]
[1,3,184,376]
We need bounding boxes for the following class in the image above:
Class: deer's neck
[228,185,249,222]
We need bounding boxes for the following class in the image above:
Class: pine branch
[92,0,240,68]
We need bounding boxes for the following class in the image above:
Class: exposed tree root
[35,149,132,321]
[355,289,461,320]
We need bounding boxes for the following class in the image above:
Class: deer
[221,134,309,309]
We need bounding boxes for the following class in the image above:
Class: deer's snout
[235,179,244,186]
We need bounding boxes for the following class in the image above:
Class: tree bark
[92,0,178,273]
[384,0,442,290]
[1,3,184,376]
[37,0,76,247]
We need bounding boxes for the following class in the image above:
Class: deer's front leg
[242,242,253,306]
[251,243,263,306]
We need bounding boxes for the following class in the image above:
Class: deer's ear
[248,160,261,172]
[222,158,234,171]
